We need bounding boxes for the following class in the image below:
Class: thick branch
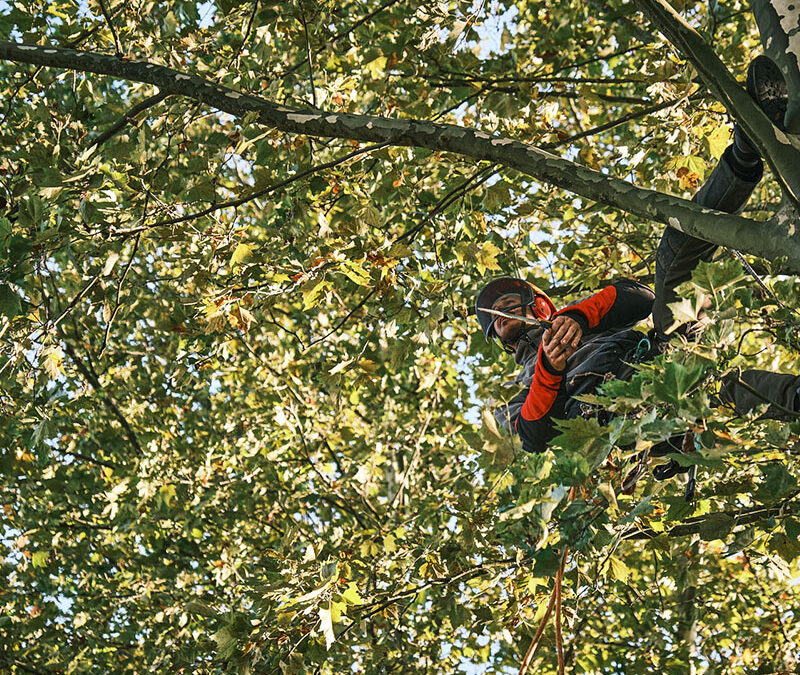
[631,0,800,206]
[4,41,800,271]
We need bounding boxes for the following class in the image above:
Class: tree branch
[622,490,800,539]
[61,340,144,456]
[282,0,403,78]
[89,91,167,149]
[631,0,800,207]
[97,0,124,58]
[118,141,388,235]
[4,41,800,271]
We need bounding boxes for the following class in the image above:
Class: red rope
[518,487,575,675]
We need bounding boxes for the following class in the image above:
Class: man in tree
[475,56,800,462]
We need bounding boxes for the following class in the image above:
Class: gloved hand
[652,459,691,481]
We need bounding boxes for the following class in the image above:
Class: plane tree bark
[3,40,800,272]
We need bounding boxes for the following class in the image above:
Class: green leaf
[31,551,48,568]
[320,561,338,580]
[532,548,561,578]
[757,463,797,502]
[768,532,800,563]
[0,217,12,250]
[619,495,655,524]
[663,495,695,522]
[213,626,237,659]
[184,601,216,617]
[651,361,706,405]
[725,527,755,556]
[0,285,21,319]
[698,513,734,541]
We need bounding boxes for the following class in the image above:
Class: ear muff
[533,293,555,322]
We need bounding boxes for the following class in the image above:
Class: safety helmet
[474,277,556,340]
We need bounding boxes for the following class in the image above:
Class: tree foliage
[1,0,800,673]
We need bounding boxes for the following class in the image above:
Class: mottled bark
[4,41,800,271]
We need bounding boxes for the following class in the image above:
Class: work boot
[748,0,800,133]
[732,55,789,166]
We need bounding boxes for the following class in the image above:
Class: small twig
[98,0,124,58]
[99,232,141,357]
[282,0,403,78]
[117,142,389,235]
[61,449,121,470]
[89,92,167,149]
[555,559,566,675]
[434,74,648,86]
[542,88,697,149]
[62,340,143,456]
[519,487,576,675]
[389,411,433,507]
[299,13,317,109]
[303,288,375,350]
[51,275,102,330]
[622,489,800,540]
[228,0,260,67]
[518,548,567,674]
[395,164,496,243]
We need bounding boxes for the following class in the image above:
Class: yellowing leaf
[342,582,362,605]
[597,482,617,510]
[383,533,397,553]
[31,551,48,568]
[302,279,328,310]
[705,125,731,159]
[159,484,177,507]
[609,556,629,584]
[365,56,387,79]
[318,605,335,649]
[43,346,65,380]
[102,251,120,276]
[475,241,502,275]
[340,260,371,286]
[417,370,438,390]
[230,243,253,267]
[578,145,601,169]
[330,599,347,623]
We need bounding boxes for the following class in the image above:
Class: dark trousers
[653,145,800,419]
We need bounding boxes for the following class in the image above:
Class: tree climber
[474,56,800,476]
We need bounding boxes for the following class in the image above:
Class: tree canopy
[2,0,800,673]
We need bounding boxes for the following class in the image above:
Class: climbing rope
[518,487,576,675]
